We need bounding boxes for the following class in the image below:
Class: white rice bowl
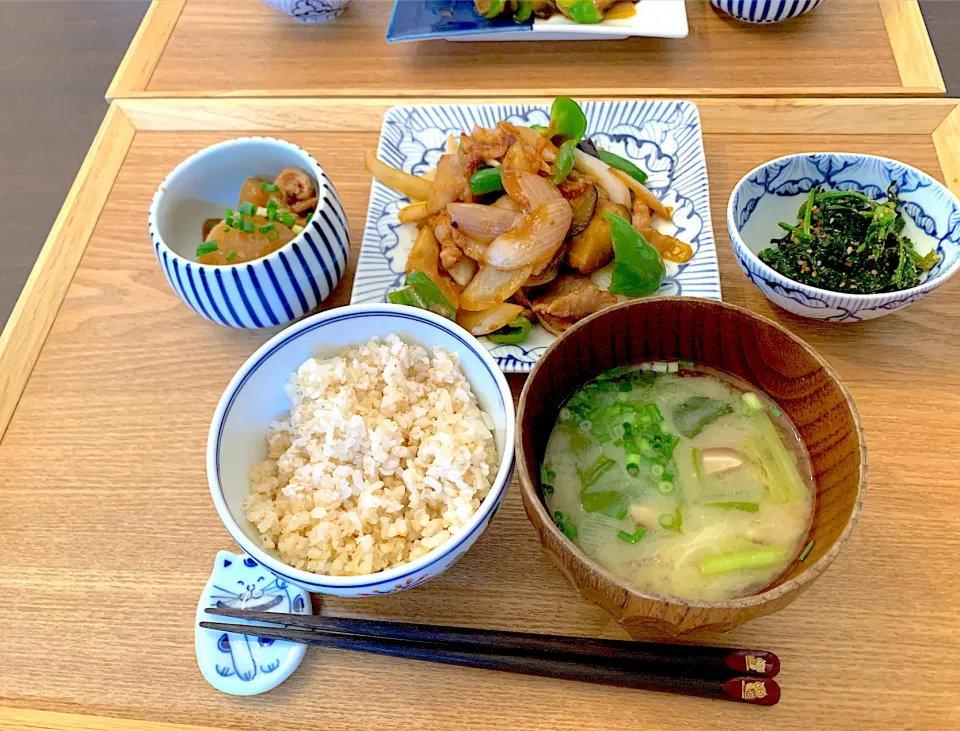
[243,334,499,576]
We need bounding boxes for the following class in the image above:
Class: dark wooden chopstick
[199,620,780,705]
[204,607,778,678]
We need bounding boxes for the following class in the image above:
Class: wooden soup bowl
[516,297,866,636]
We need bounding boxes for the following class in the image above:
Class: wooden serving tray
[107,0,944,100]
[2,98,960,730]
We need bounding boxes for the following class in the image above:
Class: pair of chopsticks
[201,609,780,705]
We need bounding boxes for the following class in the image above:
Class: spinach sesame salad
[757,184,941,294]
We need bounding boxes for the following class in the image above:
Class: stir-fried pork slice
[532,274,617,321]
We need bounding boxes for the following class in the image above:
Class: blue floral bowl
[727,152,960,322]
[207,304,516,596]
[711,0,824,24]
[149,137,349,328]
[260,0,350,23]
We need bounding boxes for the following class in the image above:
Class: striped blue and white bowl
[149,137,349,328]
[207,304,515,596]
[710,0,824,24]
[728,152,960,322]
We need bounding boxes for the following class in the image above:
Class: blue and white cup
[259,0,350,23]
[710,0,825,24]
[149,137,349,328]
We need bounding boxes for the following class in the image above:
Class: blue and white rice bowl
[710,0,825,24]
[149,136,349,328]
[727,152,960,322]
[207,304,516,596]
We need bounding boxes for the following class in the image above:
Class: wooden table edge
[106,0,186,101]
[2,95,959,446]
[0,706,231,731]
[3,94,960,728]
[104,0,945,100]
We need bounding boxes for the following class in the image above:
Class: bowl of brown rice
[207,303,515,596]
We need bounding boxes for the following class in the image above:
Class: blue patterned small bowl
[728,152,960,322]
[260,0,350,23]
[149,137,349,328]
[711,0,824,24]
[207,304,516,596]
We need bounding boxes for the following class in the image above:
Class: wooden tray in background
[2,98,960,731]
[107,0,944,99]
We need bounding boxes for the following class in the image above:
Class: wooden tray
[3,98,960,731]
[106,0,944,100]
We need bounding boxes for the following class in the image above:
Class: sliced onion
[456,302,524,336]
[516,172,562,210]
[485,198,573,270]
[573,149,631,208]
[427,153,467,215]
[492,194,521,212]
[611,168,671,220]
[501,141,542,206]
[446,256,477,286]
[398,201,429,223]
[447,203,520,243]
[365,150,431,201]
[460,264,533,311]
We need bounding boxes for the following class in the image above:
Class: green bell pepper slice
[387,271,456,320]
[605,213,665,297]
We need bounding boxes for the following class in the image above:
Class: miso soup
[542,362,815,602]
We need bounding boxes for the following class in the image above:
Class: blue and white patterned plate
[386,0,689,42]
[351,100,720,374]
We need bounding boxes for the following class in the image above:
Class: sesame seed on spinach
[758,184,941,294]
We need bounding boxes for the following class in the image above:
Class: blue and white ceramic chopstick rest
[195,551,312,695]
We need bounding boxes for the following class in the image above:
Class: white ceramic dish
[207,303,516,596]
[453,0,688,41]
[386,0,688,42]
[727,152,960,321]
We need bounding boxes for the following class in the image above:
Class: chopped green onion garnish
[617,528,646,545]
[700,547,785,576]
[657,480,675,495]
[305,212,313,224]
[260,181,279,193]
[196,241,218,257]
[242,218,255,234]
[255,206,269,218]
[281,213,295,227]
[268,208,278,221]
[658,508,682,533]
[742,392,764,413]
[616,507,628,520]
[259,223,276,233]
[554,511,564,521]
[799,540,815,562]
[291,224,305,235]
[238,201,256,216]
[226,251,237,262]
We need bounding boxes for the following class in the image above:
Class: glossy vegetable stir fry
[758,184,941,294]
[475,0,638,24]
[196,169,317,266]
[367,97,694,344]
[543,362,815,601]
